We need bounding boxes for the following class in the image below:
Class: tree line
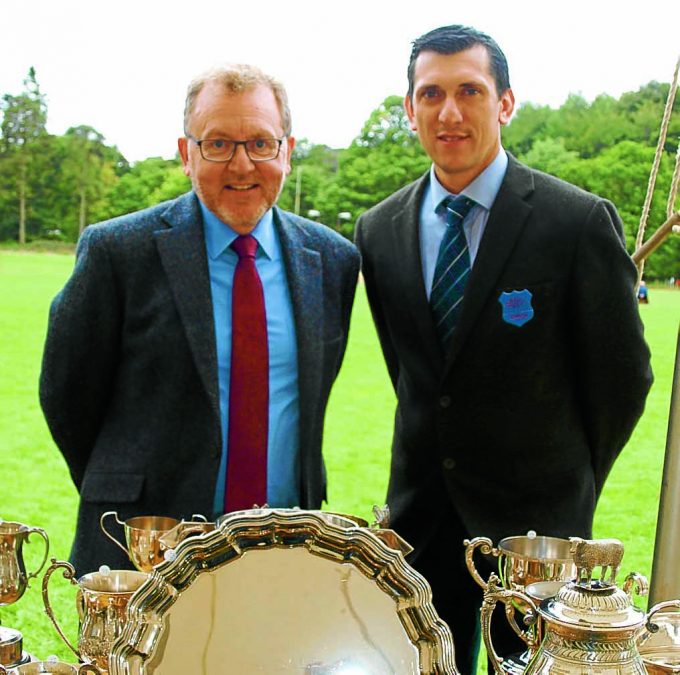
[1,69,678,279]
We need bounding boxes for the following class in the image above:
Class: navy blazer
[40,192,360,574]
[355,155,653,556]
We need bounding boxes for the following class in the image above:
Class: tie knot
[441,196,477,226]
[231,234,258,259]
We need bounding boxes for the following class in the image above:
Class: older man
[40,64,360,575]
[355,25,652,673]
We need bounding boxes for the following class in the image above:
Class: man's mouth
[437,132,469,142]
[226,184,257,191]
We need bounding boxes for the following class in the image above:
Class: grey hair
[183,64,292,136]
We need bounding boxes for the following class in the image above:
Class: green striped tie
[430,195,477,348]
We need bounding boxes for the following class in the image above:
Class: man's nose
[439,96,463,124]
[228,143,255,171]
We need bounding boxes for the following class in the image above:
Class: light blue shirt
[419,149,508,297]
[200,201,300,516]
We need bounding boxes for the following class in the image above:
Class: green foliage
[518,137,578,177]
[149,165,191,204]
[94,156,185,221]
[1,67,47,152]
[506,82,679,280]
[558,142,679,278]
[278,141,340,220]
[0,67,49,243]
[0,74,677,277]
[504,82,680,158]
[279,98,429,235]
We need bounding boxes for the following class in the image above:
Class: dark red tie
[224,234,268,512]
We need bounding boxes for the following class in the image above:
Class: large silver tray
[108,508,457,674]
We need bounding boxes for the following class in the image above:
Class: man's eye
[422,88,440,99]
[212,139,226,149]
[462,87,480,96]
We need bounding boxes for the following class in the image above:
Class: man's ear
[404,94,417,131]
[284,136,295,176]
[499,88,515,126]
[178,137,191,177]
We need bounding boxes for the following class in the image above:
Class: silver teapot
[481,538,653,674]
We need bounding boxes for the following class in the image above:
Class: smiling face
[405,45,515,194]
[178,82,294,234]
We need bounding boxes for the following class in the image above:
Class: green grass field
[0,249,678,669]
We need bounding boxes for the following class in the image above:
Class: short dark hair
[407,25,511,99]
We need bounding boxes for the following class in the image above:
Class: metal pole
[294,165,302,215]
[649,323,680,605]
[632,212,680,266]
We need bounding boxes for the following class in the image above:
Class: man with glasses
[40,64,360,575]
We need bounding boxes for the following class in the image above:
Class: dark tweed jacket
[40,192,360,574]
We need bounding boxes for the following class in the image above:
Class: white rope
[667,138,680,219]
[635,55,680,281]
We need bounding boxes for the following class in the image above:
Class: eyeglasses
[187,135,284,162]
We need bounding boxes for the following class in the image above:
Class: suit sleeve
[570,199,653,494]
[39,226,122,489]
[354,214,401,390]
[335,242,361,377]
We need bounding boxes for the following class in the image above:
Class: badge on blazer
[498,289,534,327]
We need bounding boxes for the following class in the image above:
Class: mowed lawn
[0,249,678,665]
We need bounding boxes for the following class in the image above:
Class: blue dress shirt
[419,149,508,297]
[200,201,300,516]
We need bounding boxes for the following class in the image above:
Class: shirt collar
[427,147,508,213]
[199,197,276,261]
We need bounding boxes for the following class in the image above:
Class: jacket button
[439,395,452,408]
[443,458,456,470]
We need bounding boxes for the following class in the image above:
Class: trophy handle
[463,536,498,589]
[190,513,208,522]
[76,587,86,623]
[99,511,131,559]
[623,571,649,601]
[646,599,680,633]
[78,664,103,674]
[41,558,82,662]
[481,574,539,675]
[24,526,50,581]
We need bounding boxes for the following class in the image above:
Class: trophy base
[0,625,30,667]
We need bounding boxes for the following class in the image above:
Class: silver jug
[0,521,49,605]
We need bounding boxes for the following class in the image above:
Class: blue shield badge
[498,289,534,327]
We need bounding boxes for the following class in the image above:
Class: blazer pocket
[80,472,145,503]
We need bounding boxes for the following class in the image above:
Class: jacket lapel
[153,193,220,419]
[273,208,323,440]
[390,174,448,370]
[445,155,535,368]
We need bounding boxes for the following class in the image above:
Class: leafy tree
[59,126,120,237]
[354,95,416,148]
[518,137,579,177]
[149,165,191,204]
[502,102,553,156]
[559,141,677,279]
[0,67,48,243]
[319,96,430,236]
[278,141,339,219]
[96,157,182,221]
